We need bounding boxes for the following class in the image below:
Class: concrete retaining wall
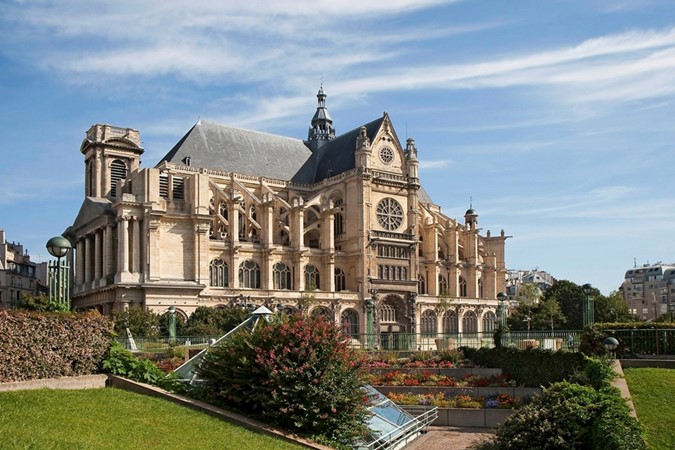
[0,374,108,392]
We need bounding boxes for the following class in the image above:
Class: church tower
[80,125,144,199]
[306,86,335,151]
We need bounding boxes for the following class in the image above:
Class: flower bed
[387,392,522,409]
[390,392,525,428]
[365,371,515,387]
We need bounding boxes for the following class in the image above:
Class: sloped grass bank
[0,388,304,450]
[623,368,675,450]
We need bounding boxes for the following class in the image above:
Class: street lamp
[497,292,507,329]
[46,236,72,309]
[582,283,594,328]
[496,292,508,347]
[603,336,619,359]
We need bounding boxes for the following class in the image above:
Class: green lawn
[623,367,675,450]
[0,388,305,450]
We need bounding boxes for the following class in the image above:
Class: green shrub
[474,381,646,450]
[592,392,647,450]
[101,341,180,391]
[0,309,113,382]
[197,314,369,448]
[581,356,616,390]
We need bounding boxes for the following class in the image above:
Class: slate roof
[157,120,313,181]
[156,116,434,203]
[69,197,114,231]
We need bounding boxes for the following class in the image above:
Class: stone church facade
[66,89,508,345]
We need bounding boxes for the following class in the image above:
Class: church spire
[307,85,335,144]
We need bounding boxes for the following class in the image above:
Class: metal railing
[115,336,218,352]
[346,331,582,352]
[363,406,438,450]
[604,328,675,356]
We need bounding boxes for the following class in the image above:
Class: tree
[111,306,160,338]
[184,306,249,337]
[544,280,588,330]
[506,283,541,332]
[595,291,633,323]
[534,297,566,331]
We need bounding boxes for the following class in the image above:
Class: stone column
[132,217,141,274]
[76,239,84,286]
[118,216,129,274]
[84,235,92,284]
[94,229,102,283]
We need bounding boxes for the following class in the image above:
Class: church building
[66,88,508,345]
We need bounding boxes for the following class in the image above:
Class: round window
[379,147,394,164]
[376,198,404,231]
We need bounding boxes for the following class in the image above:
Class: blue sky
[1,0,674,295]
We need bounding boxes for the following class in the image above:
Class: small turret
[464,202,478,229]
[306,86,335,149]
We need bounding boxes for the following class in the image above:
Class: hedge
[460,347,586,387]
[0,309,114,382]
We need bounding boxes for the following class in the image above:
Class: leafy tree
[184,306,249,337]
[534,297,566,331]
[544,280,589,330]
[111,306,160,338]
[595,291,633,323]
[506,283,541,331]
[197,314,369,447]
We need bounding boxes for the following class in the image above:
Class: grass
[0,388,305,450]
[623,367,675,450]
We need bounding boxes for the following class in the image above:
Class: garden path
[406,426,494,450]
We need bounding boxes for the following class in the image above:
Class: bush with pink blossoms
[197,314,369,448]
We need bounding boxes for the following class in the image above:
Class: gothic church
[66,89,508,346]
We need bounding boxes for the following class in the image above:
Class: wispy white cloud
[420,159,453,169]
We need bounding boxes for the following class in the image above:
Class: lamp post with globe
[46,236,72,310]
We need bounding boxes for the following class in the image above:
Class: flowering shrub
[197,314,369,448]
[365,371,515,387]
[387,392,523,409]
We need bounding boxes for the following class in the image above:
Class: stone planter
[375,385,540,399]
[402,406,514,428]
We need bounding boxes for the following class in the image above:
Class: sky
[1,0,674,295]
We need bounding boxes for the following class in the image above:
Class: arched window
[418,275,426,295]
[459,276,467,297]
[379,303,396,323]
[341,309,359,338]
[463,310,478,334]
[273,262,292,290]
[219,202,228,220]
[238,211,246,240]
[439,275,448,296]
[238,260,260,288]
[333,198,344,236]
[443,310,458,334]
[482,311,497,333]
[421,309,437,336]
[304,264,320,290]
[110,159,127,198]
[209,259,228,287]
[334,268,346,291]
[310,306,332,320]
